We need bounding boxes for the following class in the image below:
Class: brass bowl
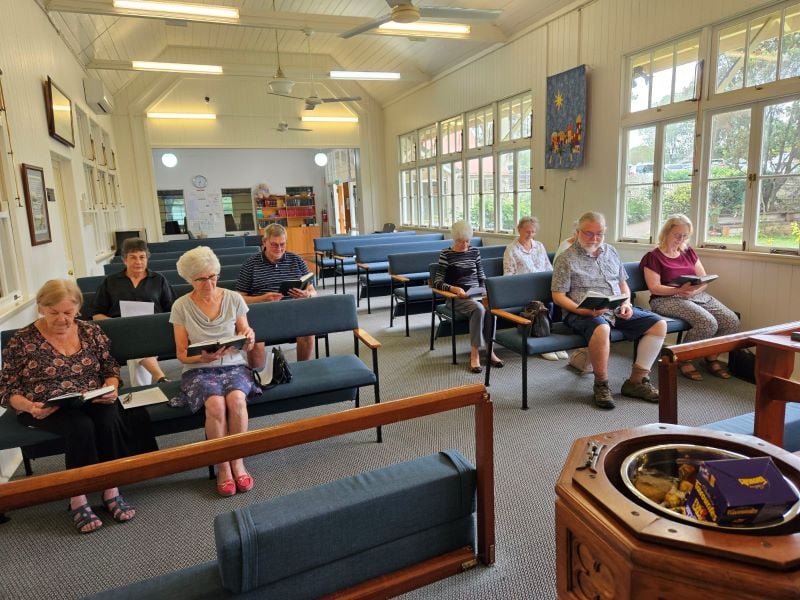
[620,443,800,531]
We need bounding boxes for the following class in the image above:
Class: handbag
[270,346,292,385]
[519,300,551,337]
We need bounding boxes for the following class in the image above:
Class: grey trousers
[649,292,739,343]
[452,297,494,349]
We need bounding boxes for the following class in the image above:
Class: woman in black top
[92,237,175,383]
[433,221,502,373]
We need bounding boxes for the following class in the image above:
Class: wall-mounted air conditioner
[83,77,113,114]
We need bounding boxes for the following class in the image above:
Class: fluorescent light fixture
[113,1,239,19]
[301,116,359,123]
[132,61,223,74]
[330,70,401,81]
[379,21,470,35]
[147,112,217,119]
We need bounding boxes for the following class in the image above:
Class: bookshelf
[255,186,319,256]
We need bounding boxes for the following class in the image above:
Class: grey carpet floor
[0,285,757,599]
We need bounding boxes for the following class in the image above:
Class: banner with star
[546,65,586,169]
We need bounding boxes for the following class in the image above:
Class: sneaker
[556,350,569,360]
[541,352,559,361]
[621,377,659,402]
[592,381,615,409]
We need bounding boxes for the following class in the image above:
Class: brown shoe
[621,377,659,402]
[592,381,615,409]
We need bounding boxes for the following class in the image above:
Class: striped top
[236,251,310,295]
[433,246,485,292]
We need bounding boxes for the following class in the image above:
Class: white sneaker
[540,352,559,361]
[556,350,569,360]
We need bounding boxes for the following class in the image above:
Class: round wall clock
[192,174,208,189]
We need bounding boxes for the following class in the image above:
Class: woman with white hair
[433,220,502,373]
[503,215,566,361]
[171,246,258,496]
[640,214,739,381]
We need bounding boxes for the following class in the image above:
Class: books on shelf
[576,291,629,310]
[279,272,314,295]
[667,274,719,287]
[44,385,116,408]
[187,335,248,356]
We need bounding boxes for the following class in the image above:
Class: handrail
[0,383,495,565]
[657,321,800,424]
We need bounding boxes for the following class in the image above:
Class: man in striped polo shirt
[237,223,317,366]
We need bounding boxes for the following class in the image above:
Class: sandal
[102,495,135,523]
[69,502,102,534]
[679,362,703,381]
[235,473,254,493]
[704,358,731,379]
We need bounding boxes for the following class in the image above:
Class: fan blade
[319,96,362,103]
[339,14,393,39]
[267,92,306,101]
[418,7,501,21]
[288,127,313,132]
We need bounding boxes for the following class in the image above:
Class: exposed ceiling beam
[45,0,507,43]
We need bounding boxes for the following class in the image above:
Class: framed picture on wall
[44,77,75,147]
[22,163,52,246]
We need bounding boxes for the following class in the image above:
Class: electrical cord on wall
[559,176,569,241]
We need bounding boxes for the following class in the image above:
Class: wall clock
[192,174,208,189]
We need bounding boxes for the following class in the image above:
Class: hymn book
[45,385,116,408]
[187,335,248,356]
[576,291,629,310]
[279,272,314,295]
[667,274,719,287]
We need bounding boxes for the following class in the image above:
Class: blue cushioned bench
[79,264,245,292]
[89,450,476,599]
[147,237,246,253]
[356,238,483,313]
[332,233,444,295]
[0,294,381,475]
[104,252,256,275]
[388,246,506,336]
[483,262,691,409]
[111,245,256,263]
[314,231,416,290]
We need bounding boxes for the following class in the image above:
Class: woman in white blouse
[503,216,567,361]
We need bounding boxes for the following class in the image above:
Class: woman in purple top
[639,214,739,381]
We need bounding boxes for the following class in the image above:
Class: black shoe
[470,365,483,374]
[490,359,504,368]
[156,377,171,384]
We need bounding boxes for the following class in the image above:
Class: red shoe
[235,473,254,493]
[217,479,236,497]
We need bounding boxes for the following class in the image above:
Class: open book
[577,291,629,310]
[187,335,248,356]
[667,274,719,287]
[464,286,486,298]
[279,272,314,295]
[44,385,116,408]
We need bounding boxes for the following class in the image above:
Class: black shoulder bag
[270,346,293,385]
[519,300,551,337]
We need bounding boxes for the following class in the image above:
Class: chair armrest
[432,288,457,300]
[392,274,410,283]
[315,251,325,258]
[333,254,349,261]
[357,262,370,270]
[491,308,529,326]
[354,328,381,349]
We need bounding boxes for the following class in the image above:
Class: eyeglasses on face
[580,229,605,240]
[193,274,219,283]
[672,232,690,240]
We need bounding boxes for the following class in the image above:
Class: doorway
[50,157,77,276]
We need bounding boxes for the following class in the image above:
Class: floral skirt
[169,365,261,414]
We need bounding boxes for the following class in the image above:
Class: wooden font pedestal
[556,424,800,599]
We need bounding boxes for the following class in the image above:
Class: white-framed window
[221,188,255,232]
[418,124,438,161]
[498,149,532,232]
[714,2,800,96]
[628,34,700,113]
[439,160,464,228]
[466,105,494,150]
[0,111,21,312]
[620,118,696,241]
[157,190,187,234]
[399,132,417,164]
[498,92,532,143]
[440,115,463,156]
[399,169,417,226]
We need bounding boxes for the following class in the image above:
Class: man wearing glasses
[236,223,317,364]
[551,212,667,409]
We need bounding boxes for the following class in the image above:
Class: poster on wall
[185,188,225,237]
[545,64,586,169]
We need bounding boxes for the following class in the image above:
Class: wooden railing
[0,384,495,572]
[657,321,800,424]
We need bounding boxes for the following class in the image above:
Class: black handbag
[270,346,293,385]
[519,300,551,337]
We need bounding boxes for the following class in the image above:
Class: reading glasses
[193,274,219,283]
[580,230,605,239]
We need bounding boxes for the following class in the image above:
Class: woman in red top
[639,214,739,381]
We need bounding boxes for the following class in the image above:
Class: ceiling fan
[339,1,502,39]
[268,29,361,110]
[275,120,312,133]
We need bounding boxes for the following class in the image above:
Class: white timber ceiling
[39,0,565,116]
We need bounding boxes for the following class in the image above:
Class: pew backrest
[313,231,416,254]
[148,237,246,253]
[358,238,481,265]
[332,233,443,257]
